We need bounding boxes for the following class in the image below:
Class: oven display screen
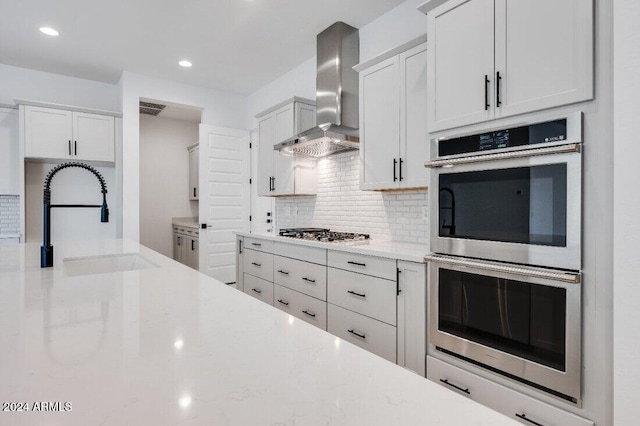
[439,119,567,157]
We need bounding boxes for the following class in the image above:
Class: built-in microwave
[426,112,583,271]
[426,254,582,404]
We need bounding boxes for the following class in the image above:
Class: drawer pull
[277,269,289,275]
[277,299,289,306]
[302,310,316,318]
[515,414,545,426]
[347,290,366,298]
[302,277,316,283]
[251,288,262,294]
[251,262,261,267]
[439,379,470,395]
[251,242,262,247]
[347,329,366,339]
[347,261,366,267]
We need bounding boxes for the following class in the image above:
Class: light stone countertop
[0,239,516,425]
[172,217,199,229]
[235,231,429,263]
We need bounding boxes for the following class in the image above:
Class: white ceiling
[0,0,406,94]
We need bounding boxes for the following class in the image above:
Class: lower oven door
[427,255,581,403]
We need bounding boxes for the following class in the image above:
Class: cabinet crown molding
[14,99,122,118]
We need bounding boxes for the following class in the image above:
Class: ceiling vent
[139,101,166,116]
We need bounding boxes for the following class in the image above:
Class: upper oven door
[429,145,582,270]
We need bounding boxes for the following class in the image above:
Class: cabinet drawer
[427,357,593,426]
[244,237,274,253]
[274,285,327,330]
[328,250,396,280]
[273,242,326,265]
[274,255,327,300]
[327,268,396,326]
[328,304,396,363]
[243,274,274,305]
[243,249,274,282]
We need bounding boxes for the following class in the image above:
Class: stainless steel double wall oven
[426,112,583,404]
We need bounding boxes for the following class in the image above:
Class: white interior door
[199,124,250,284]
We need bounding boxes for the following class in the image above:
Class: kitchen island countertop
[0,239,516,425]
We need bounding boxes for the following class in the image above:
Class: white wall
[119,71,247,242]
[613,1,640,424]
[0,63,119,111]
[139,115,198,257]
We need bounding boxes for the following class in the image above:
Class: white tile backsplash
[276,152,429,244]
[0,195,20,236]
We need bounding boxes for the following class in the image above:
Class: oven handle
[424,254,581,284]
[424,143,581,169]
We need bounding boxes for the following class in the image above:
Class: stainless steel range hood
[274,22,359,158]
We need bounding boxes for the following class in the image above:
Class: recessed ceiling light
[178,60,192,68]
[39,27,59,36]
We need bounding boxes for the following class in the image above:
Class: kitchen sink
[63,253,158,277]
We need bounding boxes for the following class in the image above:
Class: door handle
[484,75,490,110]
[496,71,502,107]
[277,299,289,306]
[347,329,365,339]
[302,310,316,318]
[68,140,71,155]
[191,240,195,251]
[347,290,366,298]
[193,188,196,198]
[177,236,181,246]
[347,261,366,267]
[277,269,289,275]
[439,379,470,395]
[399,158,404,181]
[251,288,262,294]
[515,413,545,426]
[393,158,398,182]
[74,140,77,156]
[302,277,316,283]
[251,262,261,267]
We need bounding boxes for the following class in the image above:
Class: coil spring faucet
[41,162,109,268]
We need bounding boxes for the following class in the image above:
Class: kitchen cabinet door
[173,232,187,264]
[359,56,401,190]
[272,103,295,196]
[24,106,73,160]
[0,108,19,195]
[236,237,244,291]
[257,115,275,197]
[399,43,429,189]
[72,112,115,162]
[188,144,199,200]
[427,0,495,132]
[186,237,199,270]
[494,0,594,119]
[397,261,427,377]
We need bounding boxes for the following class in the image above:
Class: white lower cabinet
[397,260,427,376]
[243,273,274,305]
[274,255,327,301]
[236,237,244,291]
[328,304,397,363]
[427,357,593,426]
[274,284,327,330]
[243,248,274,282]
[173,226,199,270]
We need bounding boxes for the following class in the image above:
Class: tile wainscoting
[275,152,429,244]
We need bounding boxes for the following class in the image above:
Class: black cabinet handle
[440,379,470,395]
[193,188,196,198]
[251,242,262,247]
[515,414,544,426]
[347,329,365,339]
[251,262,261,267]
[484,75,490,110]
[74,140,77,156]
[68,140,71,155]
[496,71,502,107]
[393,158,398,181]
[302,310,316,318]
[251,288,262,294]
[302,277,316,283]
[347,261,366,267]
[277,269,289,275]
[191,240,195,251]
[177,236,181,246]
[238,239,243,254]
[347,290,366,298]
[277,299,289,306]
[399,158,403,181]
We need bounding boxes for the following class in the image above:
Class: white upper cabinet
[188,144,199,200]
[256,98,317,197]
[493,0,594,118]
[24,105,115,162]
[358,38,429,191]
[427,0,593,132]
[0,108,20,195]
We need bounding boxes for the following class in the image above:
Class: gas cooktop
[279,228,370,243]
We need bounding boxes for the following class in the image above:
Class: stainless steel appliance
[426,112,583,271]
[274,22,360,158]
[279,228,369,243]
[426,254,582,404]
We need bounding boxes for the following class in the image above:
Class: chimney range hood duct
[274,22,359,158]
